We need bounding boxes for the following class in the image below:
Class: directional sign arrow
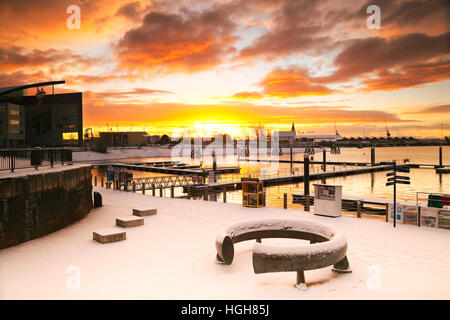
[387,177,396,182]
[386,182,395,186]
[395,175,410,180]
[396,167,410,173]
[396,180,411,185]
[387,172,395,177]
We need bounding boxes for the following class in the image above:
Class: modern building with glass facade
[0,81,83,148]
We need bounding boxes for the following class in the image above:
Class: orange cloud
[116,8,238,73]
[259,68,333,98]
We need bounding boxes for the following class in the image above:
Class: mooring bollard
[357,200,361,218]
[142,182,145,194]
[283,193,287,209]
[171,185,174,198]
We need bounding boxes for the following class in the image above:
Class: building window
[9,120,20,125]
[9,110,20,116]
[62,132,78,140]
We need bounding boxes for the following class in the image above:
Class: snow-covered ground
[1,187,449,299]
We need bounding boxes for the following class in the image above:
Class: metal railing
[0,148,73,172]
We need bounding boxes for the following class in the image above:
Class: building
[99,131,147,147]
[0,103,26,148]
[277,123,297,145]
[298,134,343,143]
[0,81,83,148]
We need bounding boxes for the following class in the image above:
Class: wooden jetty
[97,162,240,176]
[183,164,394,195]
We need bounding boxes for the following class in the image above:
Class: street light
[36,88,46,146]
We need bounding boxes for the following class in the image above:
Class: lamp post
[36,88,46,146]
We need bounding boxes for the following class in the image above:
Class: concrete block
[93,228,126,244]
[132,208,157,216]
[116,216,144,228]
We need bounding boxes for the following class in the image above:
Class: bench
[215,219,351,289]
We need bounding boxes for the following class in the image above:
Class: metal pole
[439,146,443,168]
[171,185,174,198]
[283,193,287,209]
[323,149,326,172]
[304,154,310,211]
[142,182,145,194]
[393,162,397,228]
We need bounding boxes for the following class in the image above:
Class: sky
[0,0,449,138]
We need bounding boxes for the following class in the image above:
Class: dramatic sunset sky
[0,0,449,137]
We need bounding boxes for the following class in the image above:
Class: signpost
[386,163,410,228]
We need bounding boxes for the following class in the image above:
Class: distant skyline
[0,0,449,138]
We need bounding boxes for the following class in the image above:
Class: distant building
[145,134,161,145]
[278,123,297,145]
[99,131,147,147]
[0,81,83,148]
[298,134,343,143]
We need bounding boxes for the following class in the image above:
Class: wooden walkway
[183,164,394,194]
[97,162,240,176]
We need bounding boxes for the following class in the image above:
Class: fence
[0,148,73,172]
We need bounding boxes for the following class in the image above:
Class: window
[9,120,20,125]
[62,132,78,140]
[9,110,20,116]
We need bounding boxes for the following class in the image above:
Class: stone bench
[132,208,157,216]
[93,228,126,244]
[116,216,144,228]
[215,219,351,289]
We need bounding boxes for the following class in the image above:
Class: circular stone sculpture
[215,219,351,289]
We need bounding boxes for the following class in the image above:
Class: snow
[0,164,91,178]
[0,187,449,299]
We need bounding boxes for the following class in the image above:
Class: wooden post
[94,176,97,186]
[171,185,174,198]
[152,184,155,196]
[385,203,389,222]
[357,200,361,218]
[323,149,326,172]
[203,187,208,201]
[439,146,443,168]
[305,195,310,212]
[417,206,421,227]
[283,193,287,209]
[159,188,163,197]
[187,186,191,199]
[223,189,227,203]
[142,182,145,194]
[371,147,375,166]
[132,181,136,192]
[101,177,104,188]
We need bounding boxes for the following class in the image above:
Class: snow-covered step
[93,228,126,244]
[116,216,144,228]
[132,208,157,216]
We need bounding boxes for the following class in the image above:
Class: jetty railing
[0,148,73,172]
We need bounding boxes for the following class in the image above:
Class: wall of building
[21,92,83,147]
[0,103,26,148]
[0,165,93,250]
